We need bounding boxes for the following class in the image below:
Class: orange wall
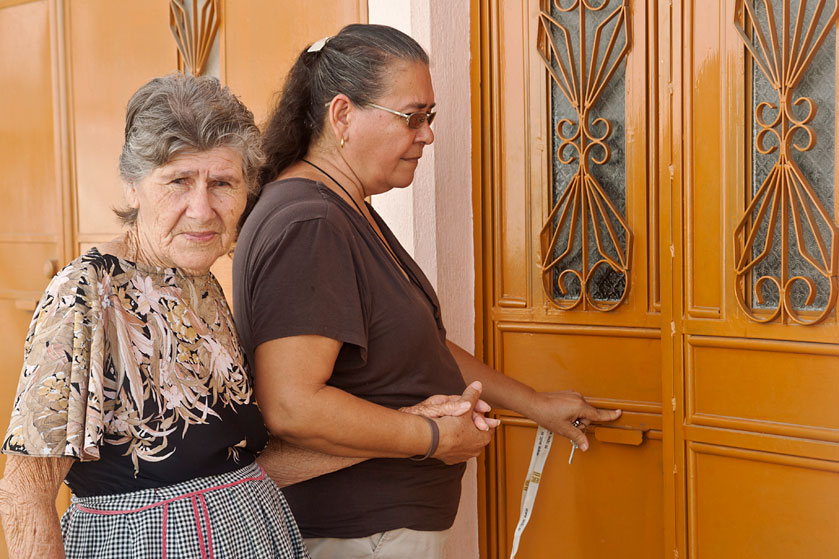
[0,2,364,556]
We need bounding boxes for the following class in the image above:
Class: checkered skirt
[60,462,309,559]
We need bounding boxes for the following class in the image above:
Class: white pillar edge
[369,1,478,557]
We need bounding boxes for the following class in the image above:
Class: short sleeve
[248,216,368,365]
[1,261,106,461]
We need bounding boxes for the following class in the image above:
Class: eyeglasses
[367,103,436,129]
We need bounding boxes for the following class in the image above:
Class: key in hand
[568,418,584,465]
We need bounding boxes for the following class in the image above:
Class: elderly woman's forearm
[0,496,65,558]
[0,456,72,559]
[256,438,364,487]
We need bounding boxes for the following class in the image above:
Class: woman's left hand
[527,391,621,452]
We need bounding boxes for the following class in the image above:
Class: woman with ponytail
[233,24,620,558]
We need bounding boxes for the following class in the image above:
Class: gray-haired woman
[233,24,621,559]
[0,74,314,558]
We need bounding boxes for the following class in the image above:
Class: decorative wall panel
[537,0,633,311]
[734,0,839,324]
[69,0,176,241]
[169,0,220,76]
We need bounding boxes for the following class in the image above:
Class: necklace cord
[300,159,366,216]
[298,158,441,318]
[300,159,407,268]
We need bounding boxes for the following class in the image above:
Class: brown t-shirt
[232,178,467,537]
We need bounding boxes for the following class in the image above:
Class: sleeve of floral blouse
[0,454,73,559]
[2,259,106,462]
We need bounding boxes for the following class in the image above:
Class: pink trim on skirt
[71,468,266,559]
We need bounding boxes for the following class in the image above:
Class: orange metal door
[480,1,664,557]
[479,0,838,558]
[670,1,839,557]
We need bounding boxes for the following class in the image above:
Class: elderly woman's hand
[428,382,496,465]
[399,390,500,431]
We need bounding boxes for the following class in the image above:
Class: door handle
[593,425,646,446]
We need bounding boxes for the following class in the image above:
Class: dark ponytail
[258,24,429,188]
[257,55,318,187]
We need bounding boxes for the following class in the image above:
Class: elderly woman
[0,74,310,558]
[232,24,622,559]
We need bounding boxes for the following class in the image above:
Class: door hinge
[671,397,677,411]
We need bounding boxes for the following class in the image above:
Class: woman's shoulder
[22,250,113,356]
[246,178,353,232]
[42,248,134,303]
[47,249,102,289]
[62,247,130,281]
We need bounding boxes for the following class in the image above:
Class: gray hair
[116,73,263,225]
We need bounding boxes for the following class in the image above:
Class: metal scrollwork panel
[734,0,839,325]
[537,0,633,311]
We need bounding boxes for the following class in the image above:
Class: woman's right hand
[431,381,496,465]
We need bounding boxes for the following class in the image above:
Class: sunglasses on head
[366,103,436,129]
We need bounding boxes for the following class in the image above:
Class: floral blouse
[1,249,268,497]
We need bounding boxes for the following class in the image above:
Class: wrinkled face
[125,147,248,274]
[346,61,436,195]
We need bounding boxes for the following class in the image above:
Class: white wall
[368,1,478,557]
[365,0,417,255]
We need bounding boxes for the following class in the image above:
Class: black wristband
[410,416,439,461]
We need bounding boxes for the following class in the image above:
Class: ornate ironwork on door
[537,0,633,311]
[734,0,839,325]
[169,0,220,77]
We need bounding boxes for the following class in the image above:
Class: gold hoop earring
[340,136,345,149]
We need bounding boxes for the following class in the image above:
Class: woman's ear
[123,181,139,209]
[327,94,353,144]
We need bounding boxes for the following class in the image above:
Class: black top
[233,178,467,537]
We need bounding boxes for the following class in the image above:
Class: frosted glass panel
[543,0,630,307]
[749,0,836,311]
